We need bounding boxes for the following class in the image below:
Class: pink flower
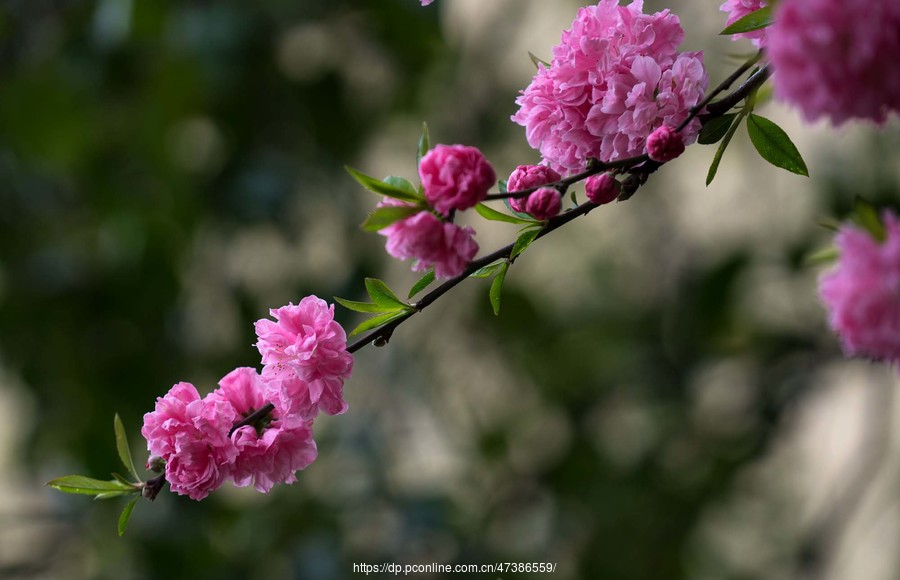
[819,211,900,363]
[254,296,353,424]
[646,125,685,162]
[719,0,769,48]
[209,368,318,493]
[141,382,238,500]
[525,187,562,221]
[419,144,496,216]
[511,0,708,175]
[421,0,434,5]
[378,207,478,279]
[507,165,561,213]
[584,173,620,205]
[767,0,900,125]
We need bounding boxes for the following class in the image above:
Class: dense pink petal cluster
[254,296,353,424]
[507,165,561,213]
[525,188,562,221]
[143,294,353,500]
[419,145,496,216]
[209,368,317,493]
[511,0,708,175]
[767,0,900,125]
[819,211,900,363]
[141,382,239,500]
[584,173,620,205]
[646,125,685,162]
[378,200,479,279]
[719,0,768,48]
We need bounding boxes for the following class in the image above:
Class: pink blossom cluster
[511,0,708,175]
[719,0,768,48]
[142,296,352,499]
[767,0,900,126]
[378,144,495,279]
[819,211,900,363]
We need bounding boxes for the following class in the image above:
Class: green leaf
[746,113,809,176]
[489,261,510,316]
[498,179,508,194]
[47,475,137,496]
[364,278,408,309]
[706,112,744,186]
[360,205,421,232]
[382,176,418,197]
[528,51,550,69]
[469,259,506,279]
[417,122,430,168]
[720,6,773,35]
[114,414,140,481]
[345,166,423,203]
[408,270,436,299]
[334,296,403,314]
[118,496,139,537]
[475,203,538,226]
[804,246,839,267]
[348,310,411,338]
[698,113,737,145]
[511,227,541,259]
[94,491,135,500]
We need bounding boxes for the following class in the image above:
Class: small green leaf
[417,122,431,168]
[706,112,744,186]
[475,203,538,226]
[698,113,737,145]
[348,310,411,338]
[361,205,421,232]
[408,270,436,299]
[746,113,809,176]
[47,475,137,495]
[94,491,135,500]
[511,228,541,259]
[805,246,839,267]
[334,297,403,314]
[498,179,508,194]
[489,261,510,316]
[114,414,140,481]
[528,51,550,69]
[364,278,407,309]
[851,199,887,242]
[345,166,423,203]
[720,6,773,35]
[118,496,139,537]
[469,259,506,279]
[383,176,418,197]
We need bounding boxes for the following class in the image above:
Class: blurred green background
[1,1,899,579]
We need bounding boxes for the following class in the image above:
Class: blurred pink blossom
[819,211,900,363]
[768,0,900,125]
[512,0,707,175]
[419,144,496,215]
[378,206,478,279]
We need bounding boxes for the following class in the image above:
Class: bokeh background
[1,1,899,578]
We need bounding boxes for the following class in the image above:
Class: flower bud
[525,187,562,221]
[646,125,685,162]
[506,165,561,213]
[584,173,621,205]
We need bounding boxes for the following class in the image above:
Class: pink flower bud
[419,144,496,216]
[584,173,621,206]
[646,125,685,162]
[506,164,561,213]
[525,187,562,221]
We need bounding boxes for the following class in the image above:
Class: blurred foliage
[0,1,898,579]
